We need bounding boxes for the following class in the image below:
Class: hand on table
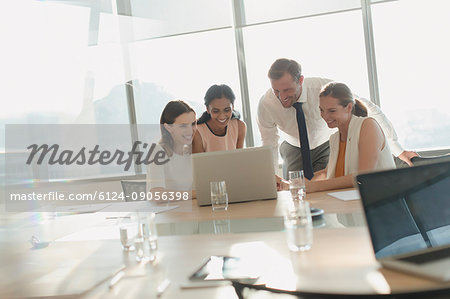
[275,175,289,191]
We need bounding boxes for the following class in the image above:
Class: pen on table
[157,279,171,297]
[109,269,126,289]
[179,281,231,289]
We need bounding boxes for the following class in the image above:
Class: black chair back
[120,180,146,202]
[411,154,450,166]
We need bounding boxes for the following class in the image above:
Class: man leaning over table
[257,58,418,179]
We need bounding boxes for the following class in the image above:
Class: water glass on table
[118,215,137,252]
[284,200,313,252]
[288,170,306,200]
[135,212,158,262]
[210,181,229,211]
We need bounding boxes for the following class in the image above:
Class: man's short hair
[268,58,302,82]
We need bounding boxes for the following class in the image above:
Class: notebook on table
[356,160,450,281]
[192,146,277,206]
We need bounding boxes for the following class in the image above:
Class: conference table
[1,189,449,298]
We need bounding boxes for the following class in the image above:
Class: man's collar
[297,87,307,104]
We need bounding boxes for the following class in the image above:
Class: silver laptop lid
[192,146,277,206]
[356,161,450,259]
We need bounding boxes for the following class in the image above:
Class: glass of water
[288,170,306,200]
[284,200,313,251]
[135,212,158,262]
[118,215,137,251]
[210,181,229,211]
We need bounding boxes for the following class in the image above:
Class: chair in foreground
[395,153,450,168]
[120,180,147,202]
[410,154,450,166]
[231,281,450,299]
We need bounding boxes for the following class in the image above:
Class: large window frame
[2,0,449,184]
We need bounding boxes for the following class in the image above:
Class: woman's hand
[275,175,290,191]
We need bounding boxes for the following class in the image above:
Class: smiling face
[270,72,303,108]
[319,95,353,130]
[206,97,233,129]
[164,111,197,146]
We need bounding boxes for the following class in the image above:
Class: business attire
[326,115,396,179]
[196,118,239,152]
[257,77,403,178]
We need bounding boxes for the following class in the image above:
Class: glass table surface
[155,212,366,236]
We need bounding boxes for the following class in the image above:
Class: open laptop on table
[192,146,277,206]
[356,160,450,281]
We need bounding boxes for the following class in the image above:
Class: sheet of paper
[55,226,120,242]
[55,203,112,213]
[101,201,179,213]
[55,203,178,242]
[328,190,360,201]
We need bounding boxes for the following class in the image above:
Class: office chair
[410,154,450,166]
[231,280,450,299]
[395,154,450,168]
[120,180,147,202]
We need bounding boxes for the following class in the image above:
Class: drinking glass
[284,200,313,251]
[288,170,306,200]
[135,212,158,262]
[118,215,137,251]
[210,181,229,211]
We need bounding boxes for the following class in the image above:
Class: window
[0,1,132,179]
[242,0,361,25]
[128,0,232,38]
[2,0,449,185]
[243,10,369,145]
[130,29,241,125]
[372,0,450,150]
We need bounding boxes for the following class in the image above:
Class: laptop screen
[192,146,277,206]
[357,161,450,259]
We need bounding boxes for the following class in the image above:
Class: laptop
[356,161,450,281]
[192,146,277,206]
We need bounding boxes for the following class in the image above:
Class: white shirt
[146,144,193,191]
[257,77,403,156]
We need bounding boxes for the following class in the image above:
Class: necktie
[292,102,314,180]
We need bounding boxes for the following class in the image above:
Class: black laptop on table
[356,161,450,282]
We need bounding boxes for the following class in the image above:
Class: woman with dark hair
[279,82,395,192]
[192,84,246,153]
[147,100,197,196]
[159,100,196,156]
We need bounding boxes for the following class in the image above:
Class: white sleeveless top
[326,115,395,179]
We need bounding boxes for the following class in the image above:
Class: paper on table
[55,226,119,242]
[56,203,112,213]
[55,204,178,242]
[328,190,360,201]
[101,201,180,213]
